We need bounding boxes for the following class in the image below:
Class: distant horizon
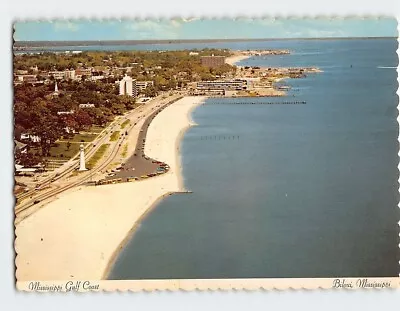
[13,36,398,48]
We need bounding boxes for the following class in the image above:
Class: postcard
[13,17,399,291]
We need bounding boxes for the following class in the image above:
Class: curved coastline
[15,96,206,281]
[103,96,206,279]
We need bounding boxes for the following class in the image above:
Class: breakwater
[202,101,307,105]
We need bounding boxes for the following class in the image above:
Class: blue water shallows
[108,38,399,279]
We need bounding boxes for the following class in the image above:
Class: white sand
[15,96,206,281]
[225,54,251,66]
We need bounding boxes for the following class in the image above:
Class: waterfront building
[196,80,246,91]
[119,75,137,97]
[136,81,154,91]
[201,55,226,68]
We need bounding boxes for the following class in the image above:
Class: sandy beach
[15,96,206,281]
[225,53,251,66]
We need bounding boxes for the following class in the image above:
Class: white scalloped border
[12,16,400,291]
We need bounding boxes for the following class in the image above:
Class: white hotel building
[119,75,137,97]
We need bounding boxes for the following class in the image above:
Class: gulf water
[108,38,399,279]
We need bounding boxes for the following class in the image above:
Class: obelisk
[79,143,87,171]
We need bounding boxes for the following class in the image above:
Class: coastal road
[104,97,182,182]
[15,93,184,222]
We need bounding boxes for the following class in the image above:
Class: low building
[15,164,38,176]
[79,103,95,108]
[16,74,37,83]
[64,69,76,80]
[49,71,66,80]
[136,81,154,91]
[14,140,27,154]
[75,68,93,77]
[20,133,41,143]
[16,70,29,75]
[197,80,246,91]
[57,110,75,115]
[201,55,226,68]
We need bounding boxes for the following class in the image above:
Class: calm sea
[103,39,399,279]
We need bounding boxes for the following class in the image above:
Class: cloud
[53,22,80,32]
[124,20,182,39]
[181,17,200,23]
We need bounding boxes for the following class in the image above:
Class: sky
[14,17,398,41]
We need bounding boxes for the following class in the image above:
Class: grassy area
[110,131,120,142]
[121,143,128,157]
[62,133,97,143]
[45,142,81,160]
[86,144,110,169]
[88,125,105,133]
[120,120,130,129]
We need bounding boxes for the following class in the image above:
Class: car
[33,200,41,205]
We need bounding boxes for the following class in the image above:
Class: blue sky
[14,18,398,41]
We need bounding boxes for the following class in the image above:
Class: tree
[144,85,157,97]
[74,109,93,131]
[18,152,41,167]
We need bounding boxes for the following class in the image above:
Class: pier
[203,101,307,105]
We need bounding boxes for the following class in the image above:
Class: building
[15,75,37,83]
[16,70,29,75]
[90,75,104,81]
[57,110,74,115]
[20,133,41,143]
[79,103,95,108]
[49,71,66,80]
[201,55,226,68]
[189,51,199,56]
[196,80,245,91]
[64,69,76,80]
[14,140,27,154]
[136,81,154,91]
[119,75,137,97]
[75,68,92,77]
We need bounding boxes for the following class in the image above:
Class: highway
[15,92,183,223]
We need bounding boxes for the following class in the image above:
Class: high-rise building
[119,75,137,97]
[201,55,226,68]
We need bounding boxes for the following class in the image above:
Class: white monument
[79,143,87,171]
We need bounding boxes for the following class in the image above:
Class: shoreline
[225,54,251,66]
[15,96,206,281]
[103,97,205,279]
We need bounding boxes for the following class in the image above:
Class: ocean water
[108,38,399,279]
